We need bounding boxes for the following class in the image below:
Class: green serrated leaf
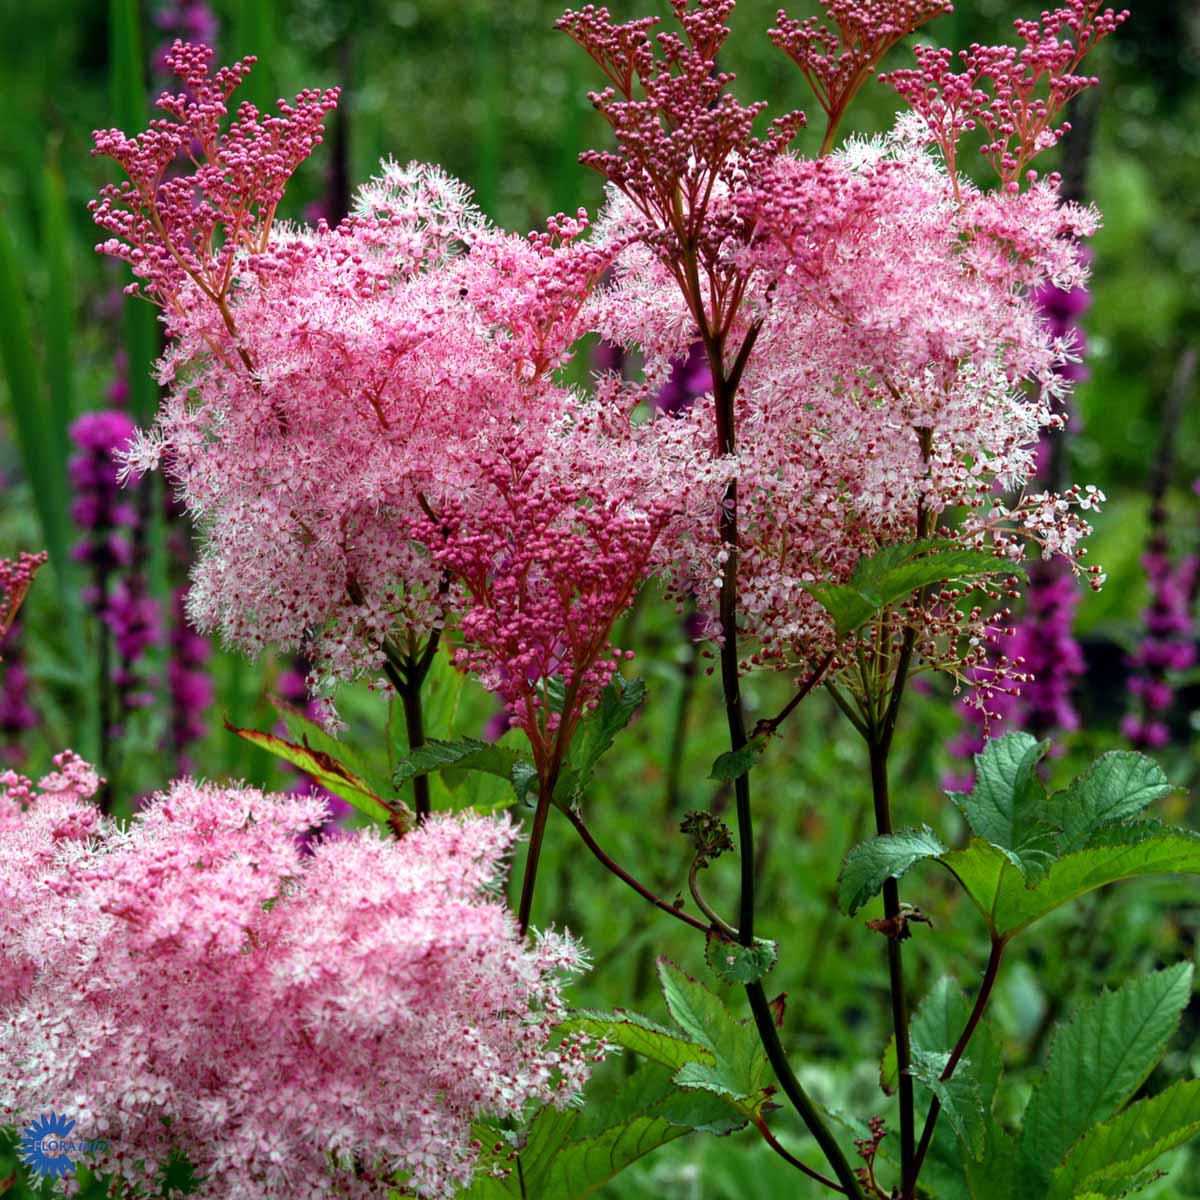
[1047,752,1174,855]
[225,719,408,830]
[838,826,947,916]
[911,1048,987,1160]
[1048,1079,1200,1199]
[656,960,770,1111]
[801,539,1019,636]
[709,738,768,782]
[464,1064,735,1199]
[948,733,1057,882]
[705,932,778,985]
[567,675,646,793]
[1017,964,1195,1195]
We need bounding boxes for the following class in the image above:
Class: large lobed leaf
[917,738,1194,941]
[942,828,1200,940]
[557,1009,715,1076]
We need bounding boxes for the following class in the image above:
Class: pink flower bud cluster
[557,2,804,345]
[91,41,338,305]
[769,0,953,125]
[0,760,596,1199]
[0,551,47,646]
[418,429,672,761]
[880,1,1129,189]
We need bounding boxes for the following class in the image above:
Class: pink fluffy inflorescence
[602,127,1103,699]
[0,763,595,1199]
[559,0,1113,716]
[95,49,663,743]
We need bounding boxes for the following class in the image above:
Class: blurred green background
[1,1,1199,1196]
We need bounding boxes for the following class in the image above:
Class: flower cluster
[0,761,596,1199]
[559,3,1108,721]
[94,4,1117,737]
[91,41,339,306]
[95,48,668,769]
[880,1,1129,189]
[0,551,47,647]
[608,130,1103,698]
[769,0,952,148]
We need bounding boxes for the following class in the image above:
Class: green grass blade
[469,5,501,217]
[108,0,144,131]
[39,157,74,470]
[108,0,160,426]
[0,212,78,637]
[234,0,277,115]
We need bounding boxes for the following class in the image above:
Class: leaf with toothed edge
[838,826,948,915]
[801,538,1021,636]
[392,737,524,786]
[947,733,1057,883]
[1047,1079,1200,1199]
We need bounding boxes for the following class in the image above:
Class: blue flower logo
[18,1112,79,1181]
